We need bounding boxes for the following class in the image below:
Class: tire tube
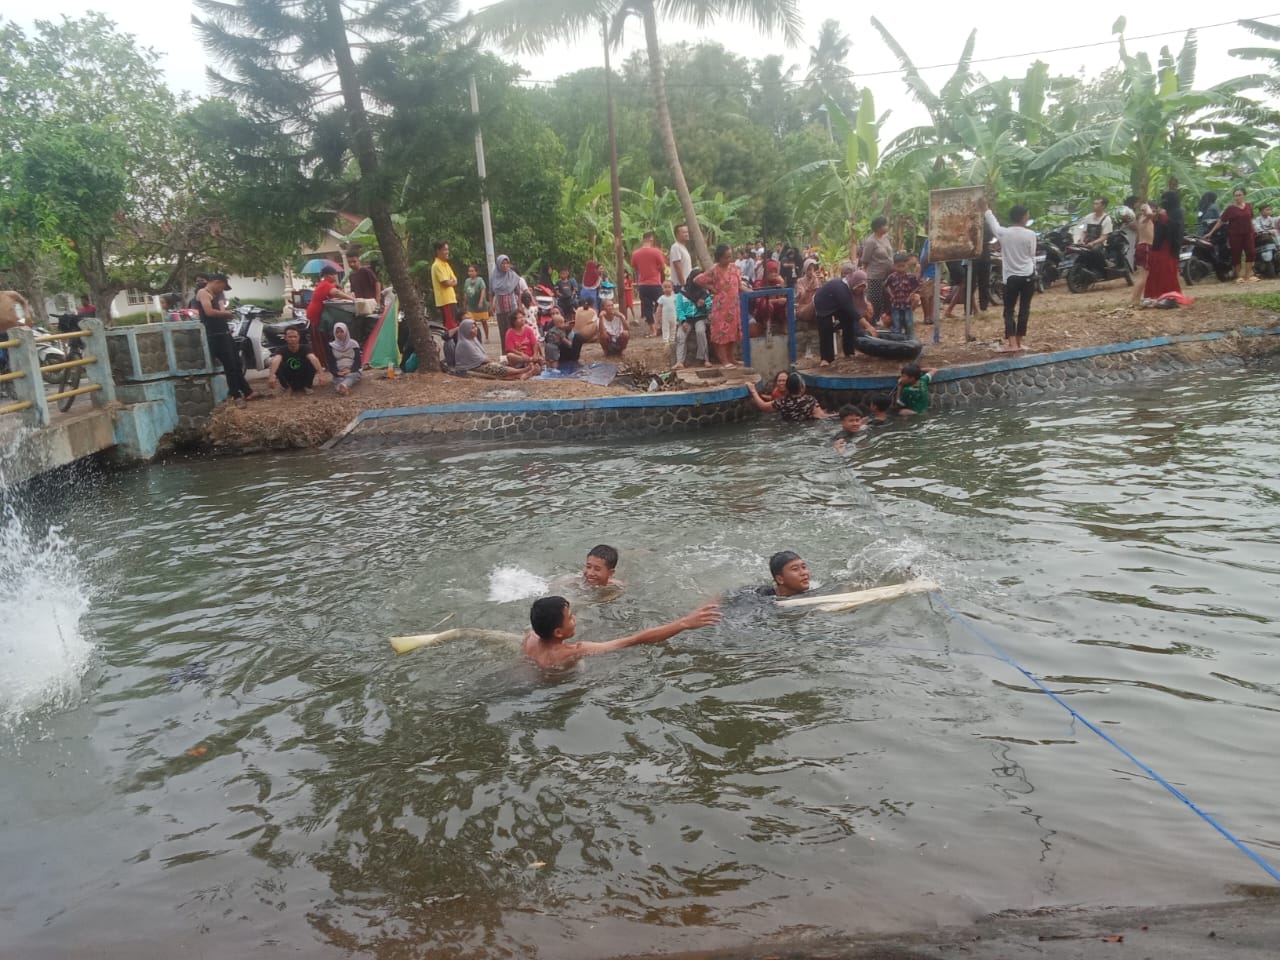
[855,336,923,361]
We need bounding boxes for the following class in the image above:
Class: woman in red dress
[701,243,747,368]
[1144,190,1184,300]
[1206,188,1260,283]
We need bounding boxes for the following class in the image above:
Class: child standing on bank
[656,279,679,344]
[883,253,922,338]
[894,363,937,416]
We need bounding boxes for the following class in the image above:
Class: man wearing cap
[196,274,259,401]
[306,264,355,368]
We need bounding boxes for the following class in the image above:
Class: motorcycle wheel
[1066,264,1093,294]
[41,354,65,384]
[990,272,1004,305]
[1184,259,1211,286]
[58,362,83,412]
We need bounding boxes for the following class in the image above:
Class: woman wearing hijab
[454,318,535,379]
[489,255,526,346]
[328,322,362,395]
[1145,190,1185,300]
[580,260,601,310]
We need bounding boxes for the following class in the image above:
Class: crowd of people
[158,181,1278,402]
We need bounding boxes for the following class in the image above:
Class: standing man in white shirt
[981,197,1038,354]
[669,224,693,293]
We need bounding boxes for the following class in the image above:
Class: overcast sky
[5,1,1277,139]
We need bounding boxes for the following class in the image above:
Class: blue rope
[831,450,1280,885]
[930,591,1280,885]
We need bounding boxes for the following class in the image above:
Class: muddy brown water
[2,360,1278,957]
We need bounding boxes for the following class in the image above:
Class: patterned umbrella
[299,258,342,275]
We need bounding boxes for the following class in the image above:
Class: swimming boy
[522,596,721,668]
[869,395,893,424]
[757,551,811,597]
[832,404,868,452]
[894,364,937,416]
[583,544,619,587]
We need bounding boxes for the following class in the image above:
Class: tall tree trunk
[602,20,626,291]
[323,0,438,371]
[640,4,712,271]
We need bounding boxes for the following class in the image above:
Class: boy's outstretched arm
[578,603,722,656]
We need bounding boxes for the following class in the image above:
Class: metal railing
[0,319,116,426]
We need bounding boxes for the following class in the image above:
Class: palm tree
[470,0,802,270]
[805,19,851,97]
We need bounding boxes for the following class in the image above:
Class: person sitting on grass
[503,309,545,371]
[831,404,868,451]
[328,322,362,396]
[269,327,326,394]
[745,371,830,422]
[455,318,535,379]
[522,596,721,668]
[893,364,937,416]
[598,301,629,357]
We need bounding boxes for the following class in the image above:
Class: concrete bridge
[0,320,226,487]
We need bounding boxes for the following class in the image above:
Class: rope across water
[831,448,1280,885]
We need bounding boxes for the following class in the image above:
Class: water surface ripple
[2,362,1278,958]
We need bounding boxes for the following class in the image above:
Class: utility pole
[470,75,496,278]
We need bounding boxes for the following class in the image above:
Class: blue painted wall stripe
[356,325,1280,423]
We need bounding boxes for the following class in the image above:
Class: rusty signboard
[928,186,987,261]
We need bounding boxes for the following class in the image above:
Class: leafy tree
[1032,22,1273,199]
[471,0,802,270]
[0,15,193,319]
[194,0,472,371]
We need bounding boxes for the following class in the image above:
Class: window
[126,289,150,306]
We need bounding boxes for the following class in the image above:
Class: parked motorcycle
[227,302,279,371]
[33,325,68,383]
[1067,231,1132,293]
[1253,231,1278,279]
[261,313,312,360]
[1183,233,1233,285]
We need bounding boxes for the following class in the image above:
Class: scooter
[261,312,312,359]
[1066,231,1132,293]
[1184,232,1233,284]
[33,325,68,383]
[228,303,279,371]
[1253,231,1278,279]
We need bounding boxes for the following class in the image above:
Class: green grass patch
[1216,292,1280,312]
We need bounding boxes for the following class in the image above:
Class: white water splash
[0,493,94,729]
[487,565,548,603]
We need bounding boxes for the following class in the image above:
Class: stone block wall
[335,328,1280,450]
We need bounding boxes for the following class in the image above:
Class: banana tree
[1031,21,1273,199]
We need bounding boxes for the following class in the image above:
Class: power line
[506,13,1280,89]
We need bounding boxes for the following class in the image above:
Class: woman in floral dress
[701,243,748,367]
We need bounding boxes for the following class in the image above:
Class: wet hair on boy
[588,544,618,569]
[530,596,571,641]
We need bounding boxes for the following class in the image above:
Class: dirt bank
[202,283,1280,452]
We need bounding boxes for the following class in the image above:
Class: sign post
[928,187,986,346]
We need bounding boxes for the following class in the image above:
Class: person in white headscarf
[454,318,535,379]
[328,322,362,395]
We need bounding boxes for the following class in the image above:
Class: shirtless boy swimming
[522,596,721,668]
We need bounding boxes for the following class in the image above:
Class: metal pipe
[36,356,96,375]
[45,383,102,403]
